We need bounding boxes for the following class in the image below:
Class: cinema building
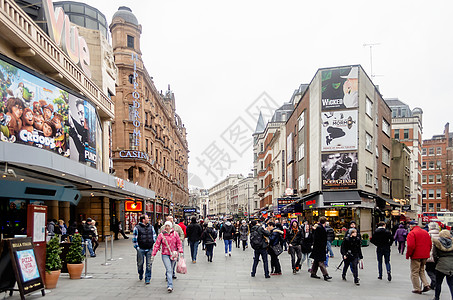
[283,65,399,235]
[0,0,157,244]
[110,7,189,227]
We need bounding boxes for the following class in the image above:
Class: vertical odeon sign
[131,54,141,148]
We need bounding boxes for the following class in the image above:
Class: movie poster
[321,110,358,151]
[0,56,101,169]
[321,152,358,190]
[321,66,359,111]
[16,249,40,283]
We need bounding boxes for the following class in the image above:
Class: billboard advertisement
[0,56,101,169]
[321,66,359,111]
[321,152,357,190]
[321,110,358,151]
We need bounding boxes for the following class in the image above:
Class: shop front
[124,200,143,232]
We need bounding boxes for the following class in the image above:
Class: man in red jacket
[406,220,432,294]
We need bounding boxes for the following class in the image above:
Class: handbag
[359,259,364,269]
[208,232,217,247]
[161,233,179,261]
[271,243,283,256]
[176,257,187,274]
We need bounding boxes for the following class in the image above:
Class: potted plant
[336,234,345,247]
[66,233,85,279]
[361,233,370,247]
[45,235,62,289]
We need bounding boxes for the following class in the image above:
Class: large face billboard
[321,66,359,111]
[0,56,101,169]
[321,152,358,190]
[321,110,358,151]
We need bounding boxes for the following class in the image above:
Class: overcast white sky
[78,0,453,188]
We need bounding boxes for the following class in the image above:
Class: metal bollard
[102,235,111,266]
[108,235,116,261]
[81,241,93,279]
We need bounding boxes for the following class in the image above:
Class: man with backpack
[132,215,157,284]
[250,220,271,278]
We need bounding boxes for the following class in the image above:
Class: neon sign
[131,54,141,148]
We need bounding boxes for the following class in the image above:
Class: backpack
[250,228,264,250]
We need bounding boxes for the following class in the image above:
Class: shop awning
[323,191,361,202]
[378,196,402,208]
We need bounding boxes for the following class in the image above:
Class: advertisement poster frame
[321,66,359,111]
[321,110,358,151]
[321,152,358,190]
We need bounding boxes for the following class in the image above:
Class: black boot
[310,274,320,279]
[324,275,332,281]
[354,278,360,285]
[342,274,346,281]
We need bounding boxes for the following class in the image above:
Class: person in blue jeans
[81,218,96,257]
[370,221,393,281]
[132,215,156,284]
[250,220,271,278]
[186,216,203,263]
[220,219,235,257]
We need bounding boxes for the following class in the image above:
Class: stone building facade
[110,7,189,223]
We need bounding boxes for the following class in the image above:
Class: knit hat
[164,221,173,228]
[207,222,213,228]
[428,222,439,231]
[439,230,451,239]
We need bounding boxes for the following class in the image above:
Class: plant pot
[45,270,61,289]
[361,240,370,247]
[67,263,84,279]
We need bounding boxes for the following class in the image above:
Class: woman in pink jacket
[152,221,183,293]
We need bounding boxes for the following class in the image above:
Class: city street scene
[0,0,452,300]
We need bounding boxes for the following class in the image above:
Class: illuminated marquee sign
[42,0,91,78]
[125,201,142,212]
[131,54,141,148]
[119,150,149,160]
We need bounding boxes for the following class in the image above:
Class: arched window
[128,74,134,84]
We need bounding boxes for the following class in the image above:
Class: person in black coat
[301,222,314,271]
[201,222,217,262]
[310,217,332,281]
[286,220,304,274]
[370,221,393,281]
[341,228,363,285]
[186,216,203,263]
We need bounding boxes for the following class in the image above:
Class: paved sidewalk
[5,237,450,300]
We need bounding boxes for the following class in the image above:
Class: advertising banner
[321,110,358,151]
[321,66,359,111]
[321,152,358,190]
[0,56,101,170]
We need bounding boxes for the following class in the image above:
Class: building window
[429,189,434,199]
[145,139,149,154]
[366,168,373,186]
[128,74,134,84]
[260,180,264,189]
[437,175,442,184]
[429,175,434,184]
[366,97,373,117]
[260,143,264,152]
[437,160,442,169]
[127,167,134,181]
[129,133,134,148]
[298,111,305,131]
[145,112,149,126]
[382,177,390,195]
[366,132,373,152]
[298,175,305,190]
[422,190,427,199]
[394,129,400,140]
[127,35,134,48]
[421,161,427,169]
[422,175,427,184]
[260,161,264,170]
[429,147,434,156]
[437,203,442,212]
[298,144,304,161]
[382,119,390,136]
[422,148,427,156]
[437,189,442,199]
[403,129,409,139]
[437,147,442,155]
[428,203,434,212]
[128,105,134,120]
[429,161,435,169]
[382,146,390,166]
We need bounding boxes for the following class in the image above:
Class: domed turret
[112,6,138,25]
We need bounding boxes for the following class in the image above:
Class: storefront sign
[184,208,196,213]
[125,201,142,212]
[285,188,293,196]
[131,54,141,148]
[325,210,339,217]
[402,205,411,211]
[42,0,91,78]
[119,150,149,160]
[326,200,361,207]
